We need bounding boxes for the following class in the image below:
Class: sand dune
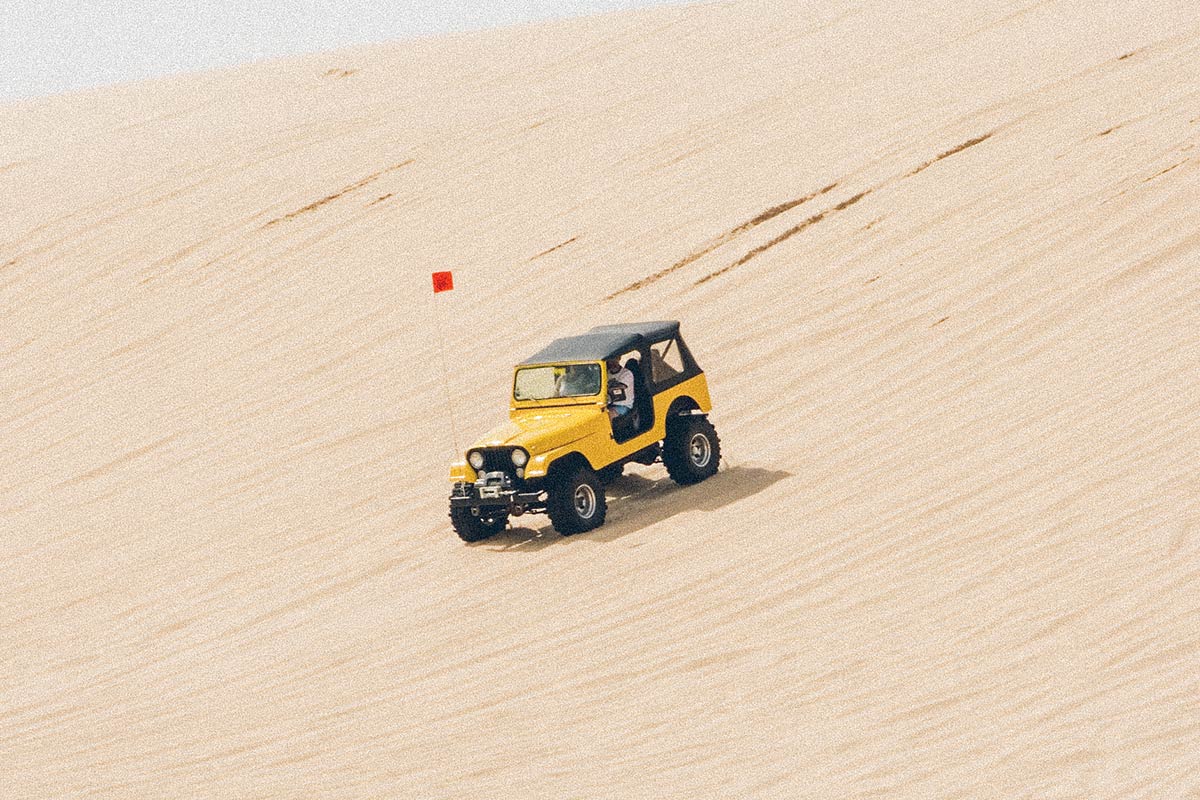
[3,0,1199,796]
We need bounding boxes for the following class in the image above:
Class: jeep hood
[474,406,602,453]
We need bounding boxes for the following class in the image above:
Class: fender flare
[544,451,593,479]
[666,396,702,418]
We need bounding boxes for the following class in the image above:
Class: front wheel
[663,416,721,485]
[450,505,508,542]
[547,466,607,535]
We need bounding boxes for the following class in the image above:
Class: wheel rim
[689,433,712,468]
[574,483,597,519]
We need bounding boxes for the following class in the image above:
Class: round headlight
[511,449,529,467]
[468,451,485,470]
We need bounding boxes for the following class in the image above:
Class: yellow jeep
[448,321,720,541]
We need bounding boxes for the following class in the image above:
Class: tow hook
[510,504,526,516]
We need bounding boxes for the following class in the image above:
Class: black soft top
[519,321,681,365]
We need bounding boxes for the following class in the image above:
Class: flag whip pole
[431,271,461,459]
[435,319,461,457]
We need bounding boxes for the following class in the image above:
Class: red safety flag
[432,271,454,293]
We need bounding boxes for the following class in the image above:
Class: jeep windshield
[514,363,602,401]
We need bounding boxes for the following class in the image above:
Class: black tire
[596,463,624,485]
[449,505,508,542]
[546,465,607,535]
[663,416,721,486]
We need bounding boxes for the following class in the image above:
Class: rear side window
[649,339,685,384]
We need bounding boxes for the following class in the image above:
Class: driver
[605,356,635,420]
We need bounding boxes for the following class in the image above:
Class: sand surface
[3,0,1199,796]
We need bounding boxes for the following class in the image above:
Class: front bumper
[450,473,543,511]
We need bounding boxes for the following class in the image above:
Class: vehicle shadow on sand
[474,465,793,553]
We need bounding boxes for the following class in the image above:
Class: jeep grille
[475,447,517,474]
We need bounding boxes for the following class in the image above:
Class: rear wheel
[547,466,607,535]
[449,505,508,542]
[663,416,721,485]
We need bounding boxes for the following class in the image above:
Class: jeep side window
[650,339,684,384]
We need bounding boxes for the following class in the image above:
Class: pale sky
[0,0,686,102]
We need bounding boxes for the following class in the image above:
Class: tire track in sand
[689,131,996,287]
[611,131,997,296]
[694,190,872,285]
[261,160,414,228]
[605,182,838,299]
